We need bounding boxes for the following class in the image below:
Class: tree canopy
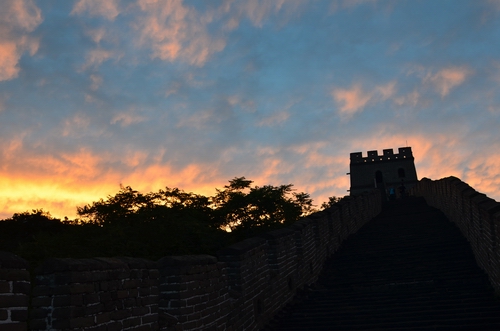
[1,177,338,263]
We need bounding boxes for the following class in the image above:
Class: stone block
[0,322,28,331]
[83,293,100,305]
[0,270,30,282]
[29,318,48,330]
[31,296,52,307]
[85,303,104,315]
[122,316,142,328]
[95,312,111,324]
[132,306,150,316]
[0,252,29,269]
[141,313,158,324]
[0,308,8,320]
[12,282,30,295]
[128,288,139,298]
[0,295,28,308]
[11,309,28,322]
[31,285,52,297]
[29,308,50,319]
[110,308,132,320]
[0,281,11,293]
[106,321,124,331]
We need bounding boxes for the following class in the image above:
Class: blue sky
[1,0,500,219]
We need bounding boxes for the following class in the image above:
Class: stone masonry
[0,190,382,331]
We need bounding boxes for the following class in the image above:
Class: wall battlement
[410,177,500,294]
[350,147,414,164]
[349,147,418,196]
[3,176,499,330]
[0,191,382,331]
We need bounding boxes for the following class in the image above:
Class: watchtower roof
[350,147,413,164]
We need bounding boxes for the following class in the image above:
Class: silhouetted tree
[1,177,317,262]
[212,177,314,236]
[320,196,342,210]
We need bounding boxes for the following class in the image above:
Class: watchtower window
[398,168,406,178]
[375,171,383,183]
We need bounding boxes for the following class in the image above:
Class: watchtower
[349,147,418,196]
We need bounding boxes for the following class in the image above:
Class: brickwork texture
[410,177,500,294]
[0,190,383,330]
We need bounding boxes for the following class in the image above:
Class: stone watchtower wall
[0,191,382,331]
[410,177,500,294]
[350,147,418,196]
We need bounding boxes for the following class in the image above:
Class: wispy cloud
[71,0,120,21]
[0,0,42,81]
[111,111,147,127]
[258,111,290,126]
[1,0,500,220]
[135,0,225,66]
[80,48,120,70]
[222,0,308,28]
[425,66,473,97]
[332,84,372,118]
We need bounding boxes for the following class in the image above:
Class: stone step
[263,197,500,331]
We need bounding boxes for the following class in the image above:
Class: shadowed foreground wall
[0,191,382,331]
[410,177,500,294]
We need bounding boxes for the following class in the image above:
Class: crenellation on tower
[350,147,414,164]
[349,147,418,197]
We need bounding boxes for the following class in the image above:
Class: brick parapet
[30,257,159,331]
[410,177,500,294]
[157,255,230,331]
[0,189,383,330]
[0,252,30,331]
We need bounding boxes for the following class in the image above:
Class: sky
[1,0,500,220]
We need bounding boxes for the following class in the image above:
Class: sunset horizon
[1,0,500,220]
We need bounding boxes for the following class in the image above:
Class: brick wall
[30,257,159,331]
[0,252,30,331]
[410,177,500,294]
[0,189,382,331]
[157,255,230,330]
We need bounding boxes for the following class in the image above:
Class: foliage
[76,185,212,227]
[1,177,318,263]
[320,196,342,210]
[211,177,314,236]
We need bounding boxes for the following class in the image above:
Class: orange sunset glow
[1,0,500,220]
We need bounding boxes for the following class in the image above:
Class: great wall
[1,175,500,330]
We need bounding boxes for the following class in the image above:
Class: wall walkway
[410,177,500,294]
[265,196,500,330]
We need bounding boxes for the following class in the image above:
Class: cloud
[331,81,398,118]
[0,0,42,81]
[135,0,225,66]
[85,28,107,44]
[89,74,102,91]
[0,42,22,81]
[80,48,119,70]
[332,84,373,117]
[394,90,420,107]
[425,66,473,97]
[61,114,91,137]
[376,81,397,100]
[343,129,500,204]
[329,0,379,13]
[111,111,147,127]
[221,0,307,28]
[258,111,290,126]
[0,95,6,113]
[71,0,120,21]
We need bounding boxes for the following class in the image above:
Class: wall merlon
[410,177,500,295]
[1,190,383,331]
[350,147,414,164]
